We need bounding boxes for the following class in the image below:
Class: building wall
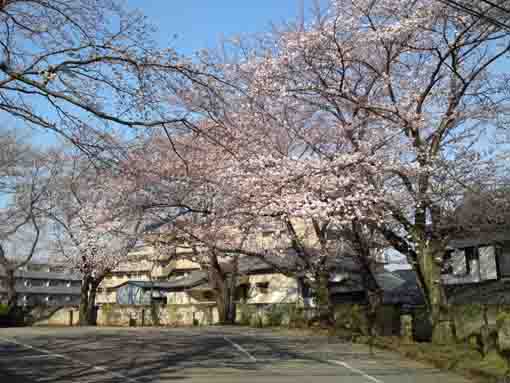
[443,245,500,285]
[452,304,510,342]
[96,256,201,304]
[166,291,203,305]
[30,306,80,326]
[244,273,299,304]
[0,267,81,307]
[97,304,218,326]
[443,241,510,285]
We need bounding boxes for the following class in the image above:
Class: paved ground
[0,326,473,383]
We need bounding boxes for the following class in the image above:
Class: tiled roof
[237,251,362,274]
[114,271,208,291]
[383,269,426,306]
[329,268,426,307]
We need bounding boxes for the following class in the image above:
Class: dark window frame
[496,245,510,278]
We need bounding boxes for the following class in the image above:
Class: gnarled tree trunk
[208,251,236,325]
[86,279,100,325]
[5,269,17,314]
[417,242,454,344]
[314,271,334,327]
[78,275,90,326]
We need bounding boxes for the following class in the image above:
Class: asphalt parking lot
[0,326,472,383]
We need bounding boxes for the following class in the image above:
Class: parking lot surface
[0,326,472,382]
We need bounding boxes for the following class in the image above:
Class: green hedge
[0,304,9,316]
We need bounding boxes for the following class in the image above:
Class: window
[478,246,498,280]
[464,247,478,275]
[449,249,468,276]
[441,250,454,274]
[256,282,269,294]
[498,245,510,278]
[203,291,214,301]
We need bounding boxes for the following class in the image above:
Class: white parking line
[223,335,257,362]
[0,337,140,383]
[328,360,384,383]
[8,354,62,359]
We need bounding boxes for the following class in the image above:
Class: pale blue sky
[127,0,315,54]
[9,1,320,148]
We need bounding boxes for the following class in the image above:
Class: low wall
[237,303,314,327]
[452,304,510,341]
[34,302,509,338]
[30,306,80,326]
[333,304,402,336]
[97,304,219,327]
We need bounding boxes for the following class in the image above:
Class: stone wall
[96,304,218,327]
[452,304,510,341]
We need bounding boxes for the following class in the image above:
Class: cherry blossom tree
[49,155,145,325]
[130,99,389,323]
[0,0,217,156]
[220,0,510,341]
[0,130,56,319]
[106,0,509,337]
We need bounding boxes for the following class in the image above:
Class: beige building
[96,243,201,304]
[97,218,363,306]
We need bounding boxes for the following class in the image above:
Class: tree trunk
[207,251,236,325]
[86,280,99,325]
[78,277,90,326]
[226,258,238,324]
[5,268,18,319]
[213,277,237,325]
[215,281,228,324]
[315,271,333,327]
[367,289,383,354]
[418,244,454,344]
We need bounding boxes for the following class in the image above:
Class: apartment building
[0,262,81,306]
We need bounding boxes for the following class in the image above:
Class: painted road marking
[223,335,257,362]
[0,337,140,383]
[7,354,62,359]
[328,359,384,383]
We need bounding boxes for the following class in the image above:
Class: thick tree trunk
[215,282,228,324]
[315,271,334,327]
[86,280,99,325]
[226,258,238,324]
[213,277,236,325]
[78,277,90,326]
[5,269,18,318]
[418,244,454,344]
[366,289,383,354]
[208,251,236,325]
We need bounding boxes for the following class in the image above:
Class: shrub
[288,306,307,328]
[238,304,255,326]
[0,304,9,317]
[267,305,285,327]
